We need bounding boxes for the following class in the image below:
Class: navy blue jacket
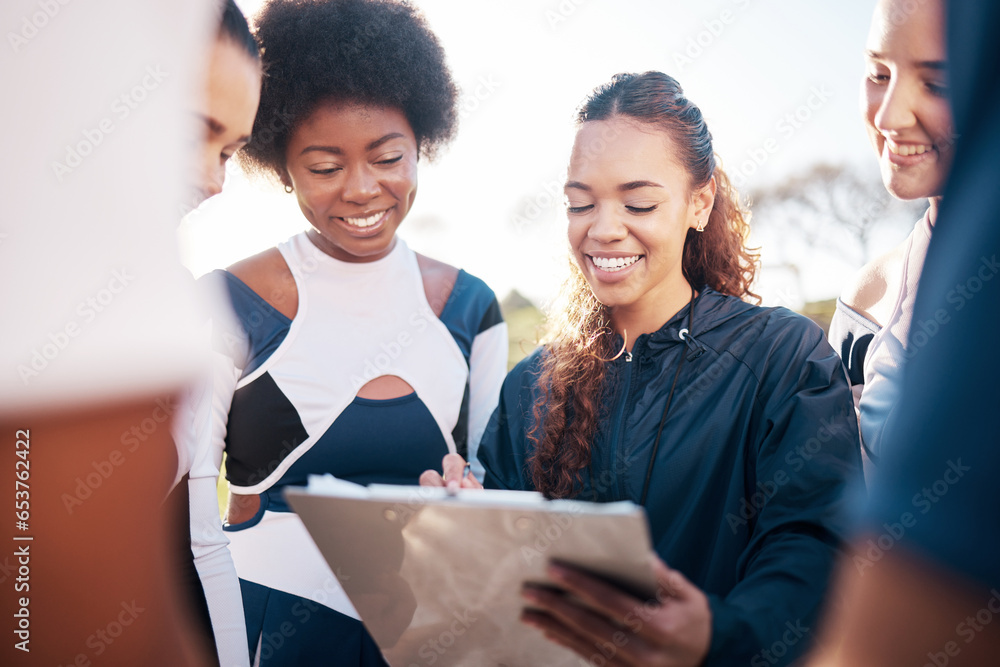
[479,288,863,666]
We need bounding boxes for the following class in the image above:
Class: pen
[445,462,471,495]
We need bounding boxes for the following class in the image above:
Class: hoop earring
[695,219,706,232]
[284,185,293,194]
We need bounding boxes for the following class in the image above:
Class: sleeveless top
[224,233,469,494]
[206,232,506,618]
[858,211,933,460]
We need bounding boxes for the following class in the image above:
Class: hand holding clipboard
[419,452,483,494]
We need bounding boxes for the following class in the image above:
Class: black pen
[445,462,471,496]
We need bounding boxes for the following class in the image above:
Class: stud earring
[284,184,293,194]
[696,219,706,232]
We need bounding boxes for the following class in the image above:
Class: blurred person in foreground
[807,0,1000,664]
[179,2,262,666]
[0,1,256,664]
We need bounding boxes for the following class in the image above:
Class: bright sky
[180,0,900,310]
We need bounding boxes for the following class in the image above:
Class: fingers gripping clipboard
[285,477,658,667]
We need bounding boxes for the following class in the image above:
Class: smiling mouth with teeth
[590,255,642,272]
[342,209,389,228]
[887,140,935,157]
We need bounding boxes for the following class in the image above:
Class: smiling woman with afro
[189,1,509,666]
[240,0,459,178]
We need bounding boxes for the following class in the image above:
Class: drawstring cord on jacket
[679,327,706,361]
[640,286,702,506]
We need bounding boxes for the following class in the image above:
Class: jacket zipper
[610,341,639,501]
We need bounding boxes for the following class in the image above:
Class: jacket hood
[635,286,761,357]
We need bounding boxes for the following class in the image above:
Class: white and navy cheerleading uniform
[189,233,507,665]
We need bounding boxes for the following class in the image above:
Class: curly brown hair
[528,71,759,498]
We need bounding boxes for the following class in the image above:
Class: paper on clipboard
[285,476,657,667]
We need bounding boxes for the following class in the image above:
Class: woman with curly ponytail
[528,72,760,500]
[425,71,862,666]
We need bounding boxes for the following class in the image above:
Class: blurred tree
[501,289,535,313]
[751,163,924,268]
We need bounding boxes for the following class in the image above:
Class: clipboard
[285,477,657,667]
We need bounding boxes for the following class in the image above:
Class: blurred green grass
[503,293,545,371]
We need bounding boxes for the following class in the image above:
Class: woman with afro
[185,1,508,663]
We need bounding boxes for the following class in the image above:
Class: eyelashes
[306,155,404,175]
[867,70,948,97]
[566,204,659,214]
[925,82,948,97]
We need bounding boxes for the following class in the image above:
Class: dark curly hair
[529,71,760,498]
[239,0,458,179]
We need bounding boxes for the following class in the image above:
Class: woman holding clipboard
[423,71,862,666]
